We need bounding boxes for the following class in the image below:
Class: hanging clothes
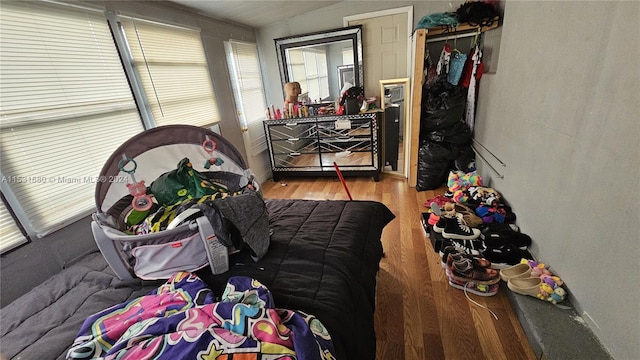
[448,50,467,86]
[424,48,438,88]
[436,43,451,77]
[464,45,483,130]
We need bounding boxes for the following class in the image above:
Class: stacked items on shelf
[421,169,565,304]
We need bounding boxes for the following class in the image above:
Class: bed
[0,198,394,360]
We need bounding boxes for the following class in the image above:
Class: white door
[225,40,270,181]
[348,12,409,99]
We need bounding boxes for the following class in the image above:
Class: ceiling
[168,1,342,28]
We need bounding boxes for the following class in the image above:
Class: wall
[257,0,466,108]
[0,0,257,307]
[473,2,639,359]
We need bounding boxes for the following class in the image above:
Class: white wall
[473,2,640,359]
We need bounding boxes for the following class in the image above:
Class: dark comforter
[0,199,394,360]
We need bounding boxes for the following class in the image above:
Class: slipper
[507,277,542,297]
[499,263,531,282]
[507,277,566,304]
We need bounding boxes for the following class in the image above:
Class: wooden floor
[261,174,537,360]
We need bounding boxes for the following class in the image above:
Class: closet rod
[472,144,504,179]
[472,138,506,166]
[426,31,479,43]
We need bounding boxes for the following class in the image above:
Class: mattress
[0,199,394,360]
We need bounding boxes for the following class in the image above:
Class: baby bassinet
[91,125,263,281]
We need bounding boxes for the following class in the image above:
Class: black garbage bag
[423,120,472,146]
[416,141,454,191]
[454,144,476,171]
[421,81,467,132]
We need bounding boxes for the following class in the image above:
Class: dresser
[263,111,381,181]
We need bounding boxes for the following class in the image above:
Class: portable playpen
[91,125,264,280]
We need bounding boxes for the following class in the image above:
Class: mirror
[380,78,410,176]
[275,26,364,104]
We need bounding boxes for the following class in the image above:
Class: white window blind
[120,18,221,127]
[0,198,28,253]
[0,1,144,238]
[225,41,268,128]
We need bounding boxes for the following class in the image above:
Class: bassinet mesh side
[95,125,249,214]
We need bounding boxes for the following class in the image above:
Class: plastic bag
[150,158,228,206]
[448,52,467,85]
[416,141,454,191]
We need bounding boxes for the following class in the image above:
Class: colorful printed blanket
[66,273,335,360]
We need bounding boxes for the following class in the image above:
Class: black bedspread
[200,199,395,359]
[0,199,394,360]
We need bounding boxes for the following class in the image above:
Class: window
[225,40,268,154]
[286,48,330,102]
[119,18,220,127]
[0,196,28,252]
[224,40,267,127]
[0,1,144,244]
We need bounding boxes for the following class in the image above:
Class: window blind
[119,18,221,127]
[0,198,28,253]
[0,1,144,238]
[225,41,268,127]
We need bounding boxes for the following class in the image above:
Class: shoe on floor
[442,214,480,240]
[499,263,531,282]
[449,258,500,282]
[446,267,500,285]
[507,277,566,304]
[480,226,532,249]
[448,276,499,296]
[483,244,533,267]
[441,247,491,268]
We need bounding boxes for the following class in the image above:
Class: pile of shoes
[424,170,535,268]
[422,170,566,304]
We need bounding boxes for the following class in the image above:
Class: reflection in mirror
[380,78,410,176]
[275,26,363,104]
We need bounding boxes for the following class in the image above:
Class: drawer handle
[288,138,299,141]
[289,152,301,156]
[286,122,297,126]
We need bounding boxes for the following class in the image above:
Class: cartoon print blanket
[66,272,335,360]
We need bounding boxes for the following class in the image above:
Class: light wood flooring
[261,174,537,360]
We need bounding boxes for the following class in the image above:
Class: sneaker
[480,227,532,250]
[442,214,480,240]
[439,238,484,259]
[433,216,448,233]
[483,244,534,268]
[448,277,500,296]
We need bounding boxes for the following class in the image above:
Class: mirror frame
[380,78,411,177]
[274,25,364,97]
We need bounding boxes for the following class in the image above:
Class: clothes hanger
[452,35,462,55]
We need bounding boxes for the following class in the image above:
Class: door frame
[344,6,414,178]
